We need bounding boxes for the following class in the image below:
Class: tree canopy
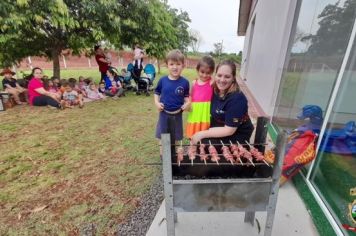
[0,0,194,77]
[302,0,356,57]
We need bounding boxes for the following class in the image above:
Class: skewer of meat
[188,143,197,166]
[245,141,270,166]
[199,141,208,165]
[208,140,219,165]
[229,140,243,165]
[236,141,255,166]
[176,141,184,166]
[220,140,234,165]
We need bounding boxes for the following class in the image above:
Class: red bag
[280,130,317,185]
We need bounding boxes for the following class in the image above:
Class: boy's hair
[99,82,105,86]
[62,81,69,87]
[68,77,77,84]
[51,76,59,81]
[121,68,127,73]
[196,56,215,72]
[165,49,185,64]
[68,82,75,89]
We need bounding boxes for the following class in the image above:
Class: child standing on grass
[154,49,190,154]
[185,56,215,139]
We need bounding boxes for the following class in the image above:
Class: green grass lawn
[0,67,197,235]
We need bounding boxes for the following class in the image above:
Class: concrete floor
[146,181,319,236]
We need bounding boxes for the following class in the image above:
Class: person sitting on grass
[59,79,67,94]
[51,76,61,90]
[43,78,61,100]
[1,68,28,105]
[86,82,105,101]
[98,82,106,95]
[68,77,86,102]
[62,81,84,108]
[28,67,65,109]
[78,76,86,91]
[105,67,124,97]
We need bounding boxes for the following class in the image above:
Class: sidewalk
[146,181,318,236]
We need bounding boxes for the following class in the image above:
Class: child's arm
[154,94,164,111]
[185,80,196,112]
[181,80,191,111]
[4,83,13,90]
[181,96,190,111]
[15,82,24,90]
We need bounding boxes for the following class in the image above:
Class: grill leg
[162,134,175,236]
[244,211,255,226]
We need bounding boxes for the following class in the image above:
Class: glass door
[309,33,356,236]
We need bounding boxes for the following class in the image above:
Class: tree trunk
[157,58,161,74]
[52,49,61,78]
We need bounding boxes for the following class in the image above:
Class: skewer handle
[263,159,270,167]
[249,159,255,167]
[245,140,253,148]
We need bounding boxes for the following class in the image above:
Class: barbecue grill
[161,117,287,236]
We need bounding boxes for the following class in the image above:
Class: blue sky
[167,0,245,53]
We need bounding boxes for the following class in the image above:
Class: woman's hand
[191,131,207,145]
[48,92,60,102]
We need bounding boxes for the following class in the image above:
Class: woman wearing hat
[28,67,64,108]
[1,68,27,105]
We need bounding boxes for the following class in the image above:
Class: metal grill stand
[162,119,287,236]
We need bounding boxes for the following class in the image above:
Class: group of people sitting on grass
[1,66,129,109]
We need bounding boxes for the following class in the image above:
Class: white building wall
[240,0,297,116]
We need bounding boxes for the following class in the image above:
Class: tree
[212,42,224,57]
[0,0,127,78]
[141,0,193,73]
[189,29,203,52]
[0,0,194,76]
[168,8,192,53]
[302,0,356,57]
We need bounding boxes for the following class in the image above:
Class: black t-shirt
[2,78,17,89]
[209,91,254,143]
